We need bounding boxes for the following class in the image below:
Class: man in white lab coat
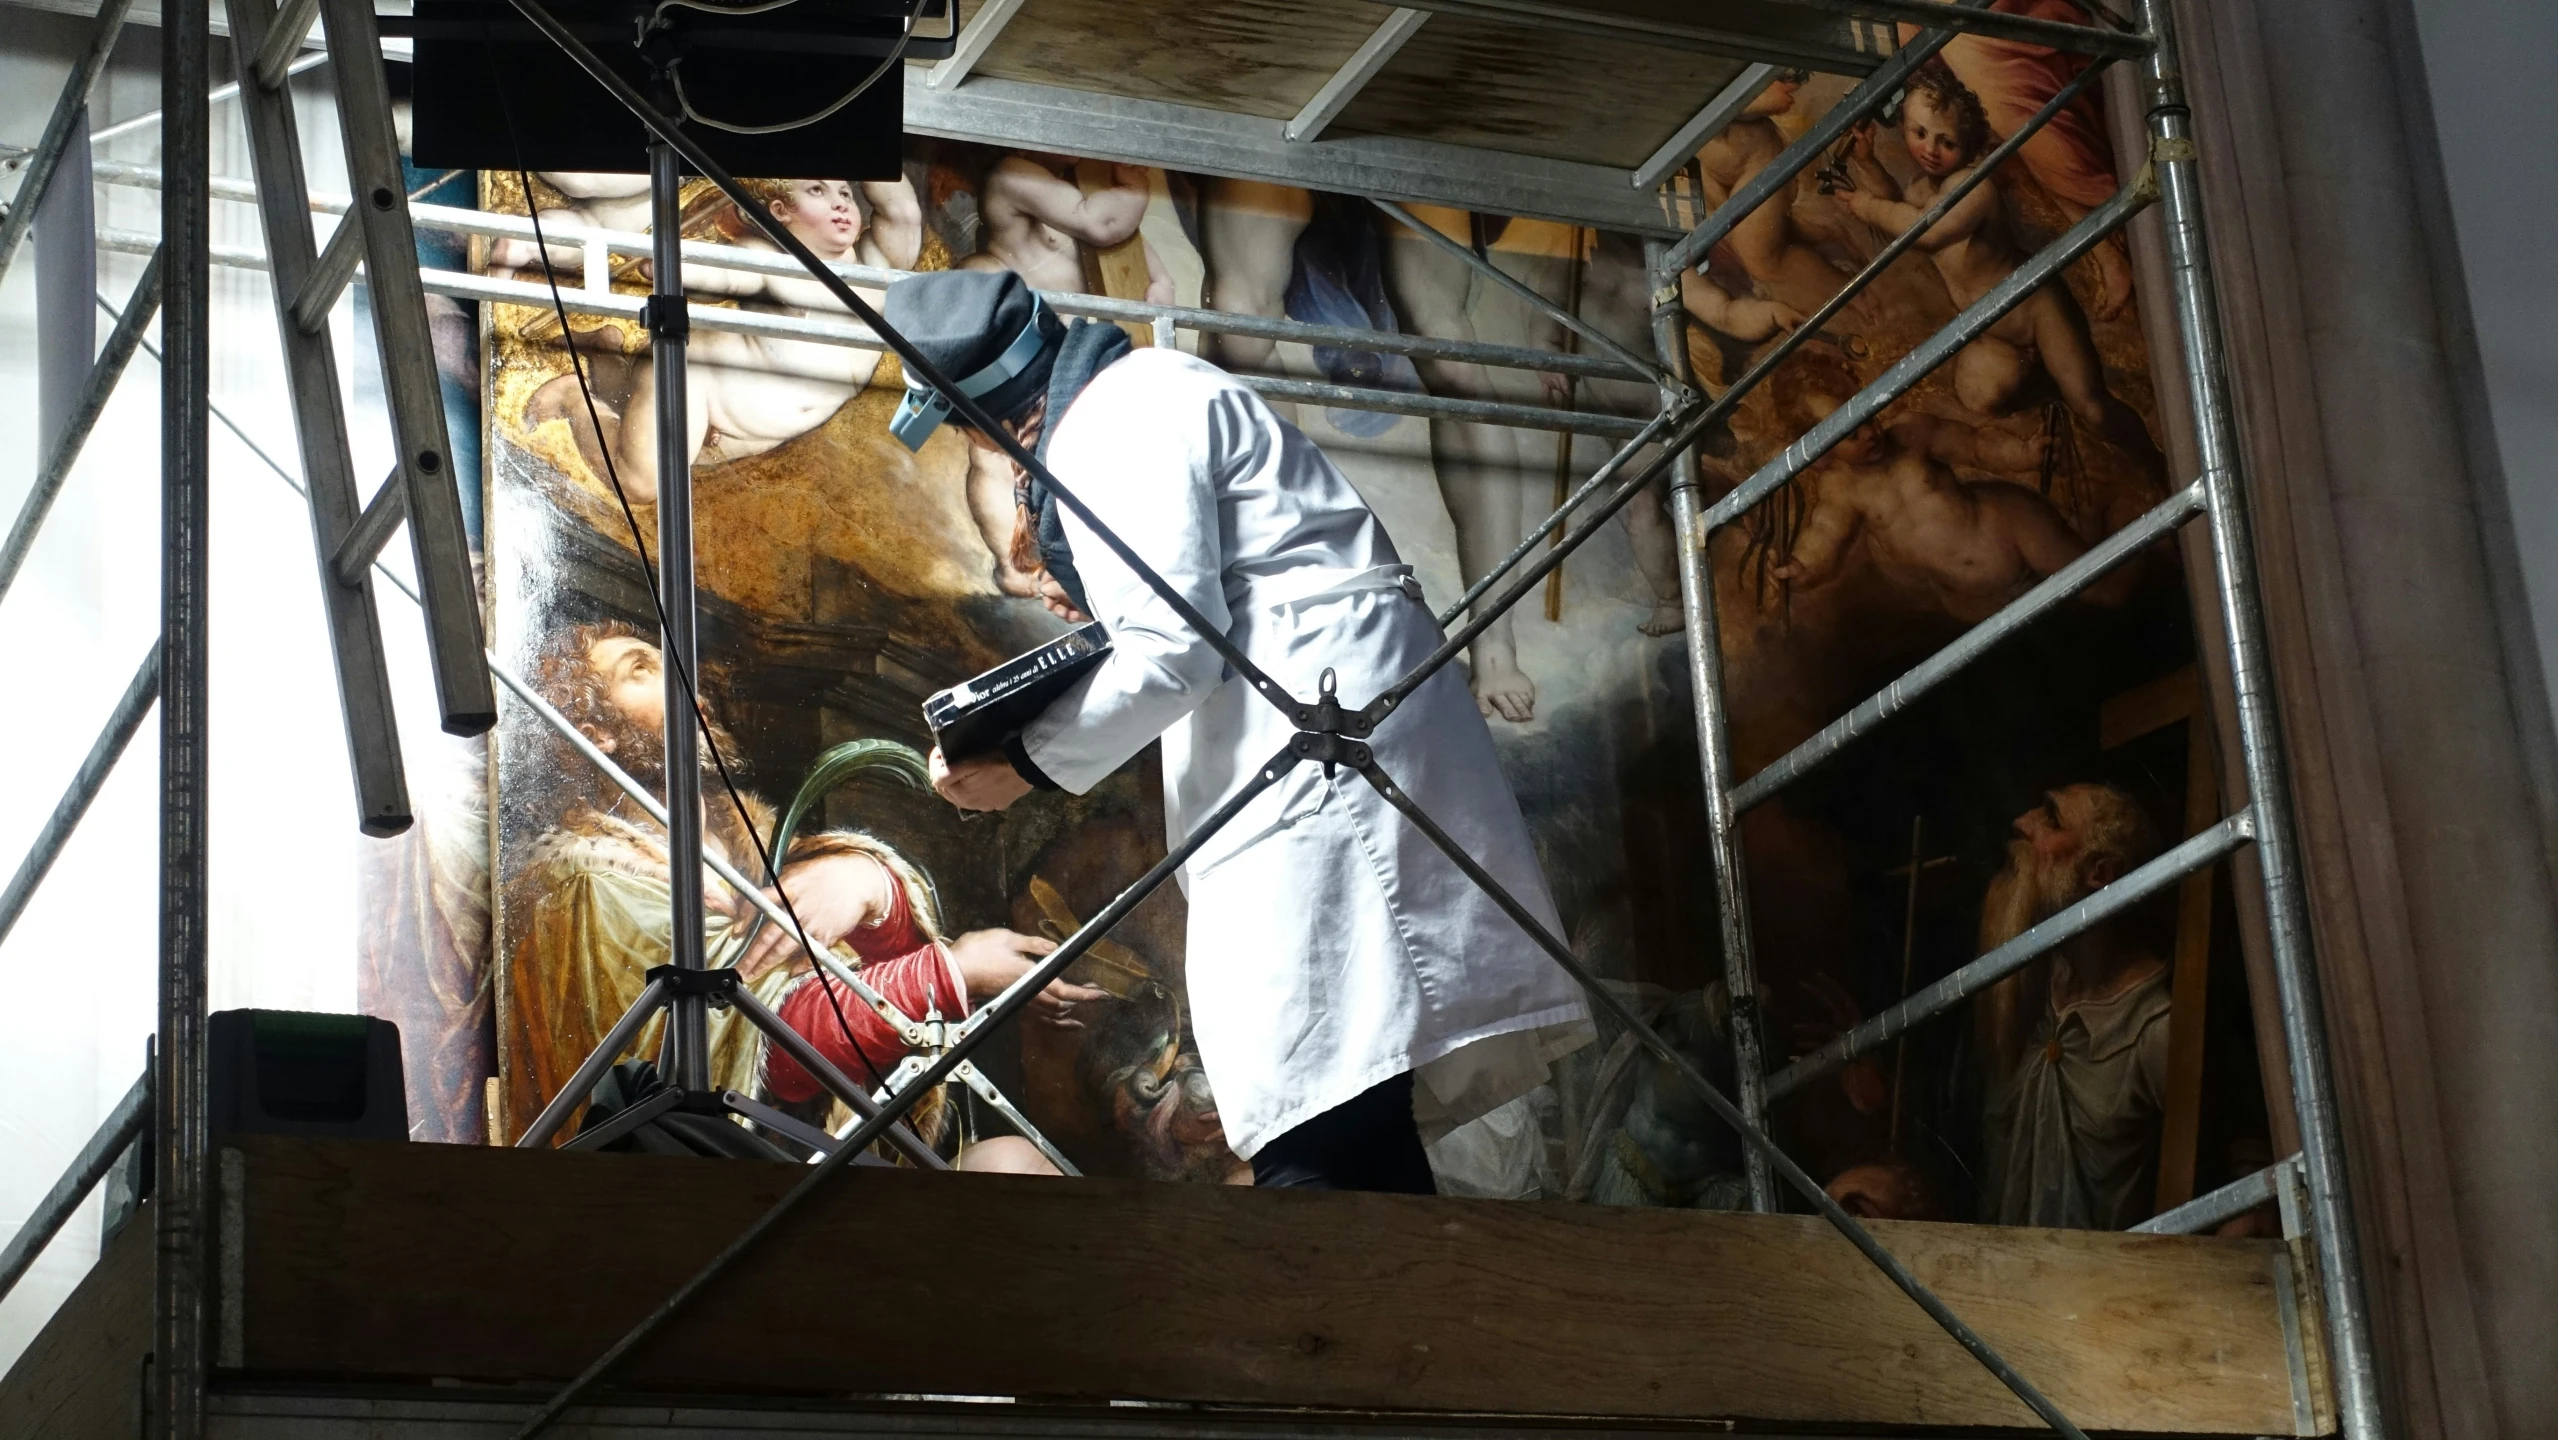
[886,271,1591,1193]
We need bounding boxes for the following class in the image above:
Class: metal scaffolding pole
[0,246,165,609]
[1647,239,1773,1212]
[0,642,160,948]
[154,0,212,1429]
[0,0,136,284]
[2141,2,2383,1432]
[0,1069,149,1304]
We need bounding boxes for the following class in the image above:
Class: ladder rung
[253,0,319,89]
[292,212,364,333]
[333,470,404,586]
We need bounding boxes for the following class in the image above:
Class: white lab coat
[1020,350,1593,1158]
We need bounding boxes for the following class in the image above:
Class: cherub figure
[1697,70,1870,325]
[1833,65,2164,479]
[528,176,924,502]
[1769,351,2130,621]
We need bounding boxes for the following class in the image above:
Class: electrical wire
[664,0,927,136]
[486,42,897,1102]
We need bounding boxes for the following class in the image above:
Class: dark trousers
[1249,1071,1437,1194]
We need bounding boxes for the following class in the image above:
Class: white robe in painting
[1021,348,1594,1158]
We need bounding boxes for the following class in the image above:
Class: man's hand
[931,745,1036,813]
[733,850,895,983]
[1034,570,1090,623]
[945,928,1109,1029]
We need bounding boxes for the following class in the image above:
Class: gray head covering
[883,270,1065,450]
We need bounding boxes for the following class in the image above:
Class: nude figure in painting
[1832,65,2165,482]
[1198,179,1566,722]
[955,155,1176,595]
[487,171,652,280]
[526,175,924,503]
[1767,350,2133,621]
[1696,70,1870,327]
[1574,229,1804,636]
[1898,0,2135,319]
[959,154,1174,304]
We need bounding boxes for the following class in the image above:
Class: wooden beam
[0,1200,152,1437]
[197,1135,2321,1434]
[1286,8,1428,144]
[2101,664,2227,1212]
[925,0,1029,91]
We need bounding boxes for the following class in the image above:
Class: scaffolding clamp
[1292,668,1375,777]
[640,293,691,342]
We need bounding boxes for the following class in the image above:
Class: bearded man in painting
[1973,781,2171,1228]
[500,621,1092,1159]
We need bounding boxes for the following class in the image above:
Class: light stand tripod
[506,125,941,1163]
[500,97,1074,1174]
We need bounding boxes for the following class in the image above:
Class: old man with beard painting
[1973,781,2171,1229]
[500,621,1095,1158]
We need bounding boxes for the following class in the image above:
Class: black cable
[485,40,895,1100]
[661,0,927,137]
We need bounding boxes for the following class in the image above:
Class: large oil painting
[366,18,2279,1230]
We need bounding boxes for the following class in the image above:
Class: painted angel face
[773,179,863,251]
[1900,92,1973,178]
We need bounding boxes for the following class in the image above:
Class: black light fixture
[400,0,953,176]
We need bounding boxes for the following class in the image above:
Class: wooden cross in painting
[1883,815,1959,1155]
[2099,663,2221,1212]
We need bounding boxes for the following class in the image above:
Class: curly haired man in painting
[500,622,1094,1164]
[1832,64,2164,480]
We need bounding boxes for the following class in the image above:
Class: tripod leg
[726,984,951,1171]
[517,977,673,1150]
[560,1086,681,1152]
[952,1061,1082,1177]
[719,1090,866,1161]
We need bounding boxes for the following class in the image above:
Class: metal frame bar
[1371,197,1669,386]
[250,0,317,87]
[154,0,211,1430]
[0,641,159,949]
[0,244,164,609]
[902,71,1683,239]
[1732,481,2206,810]
[922,0,1026,91]
[2138,2,2381,1430]
[86,48,328,144]
[224,0,413,837]
[1747,0,2147,58]
[1632,63,1777,196]
[1287,8,1428,144]
[59,156,1653,383]
[2133,1155,2299,1236]
[1649,242,1773,1211]
[1350,0,1875,76]
[0,0,134,284]
[0,1069,147,1304]
[316,0,498,738]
